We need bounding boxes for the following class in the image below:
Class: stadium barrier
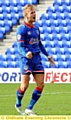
[0,68,71,83]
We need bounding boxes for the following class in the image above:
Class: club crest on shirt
[27,31,31,35]
[17,34,21,40]
[24,65,28,70]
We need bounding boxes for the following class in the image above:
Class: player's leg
[25,54,44,115]
[15,74,30,115]
[25,73,44,115]
[15,56,32,107]
[15,57,31,115]
[16,74,29,107]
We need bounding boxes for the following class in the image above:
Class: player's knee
[41,82,44,89]
[20,84,29,92]
[37,82,44,89]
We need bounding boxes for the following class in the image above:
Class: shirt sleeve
[36,24,49,57]
[39,40,49,56]
[16,25,26,57]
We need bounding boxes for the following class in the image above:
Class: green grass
[0,83,71,115]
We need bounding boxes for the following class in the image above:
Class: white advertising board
[0,68,71,83]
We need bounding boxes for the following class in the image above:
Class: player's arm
[39,40,49,56]
[37,25,49,57]
[37,25,55,65]
[16,25,32,59]
[16,26,26,57]
[39,41,55,65]
[39,40,55,65]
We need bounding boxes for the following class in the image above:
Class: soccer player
[15,4,55,115]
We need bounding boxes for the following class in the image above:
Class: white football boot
[15,105,26,115]
[25,109,37,116]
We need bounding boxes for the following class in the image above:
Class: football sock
[16,87,24,107]
[27,87,43,110]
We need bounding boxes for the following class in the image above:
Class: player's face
[27,8,36,22]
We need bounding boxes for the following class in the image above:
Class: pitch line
[44,91,71,95]
[0,91,71,97]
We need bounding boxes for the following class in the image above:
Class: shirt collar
[24,21,34,28]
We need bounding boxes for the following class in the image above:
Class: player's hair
[22,4,35,16]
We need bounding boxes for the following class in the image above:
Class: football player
[15,4,55,115]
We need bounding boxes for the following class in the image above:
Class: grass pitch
[0,83,71,115]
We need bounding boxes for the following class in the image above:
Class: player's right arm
[16,25,27,57]
[16,25,32,59]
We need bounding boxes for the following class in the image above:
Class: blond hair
[22,4,35,16]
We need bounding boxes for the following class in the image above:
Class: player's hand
[26,51,33,59]
[47,55,55,66]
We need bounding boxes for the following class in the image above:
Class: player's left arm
[39,40,55,65]
[35,23,55,65]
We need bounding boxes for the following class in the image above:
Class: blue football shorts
[19,53,44,75]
